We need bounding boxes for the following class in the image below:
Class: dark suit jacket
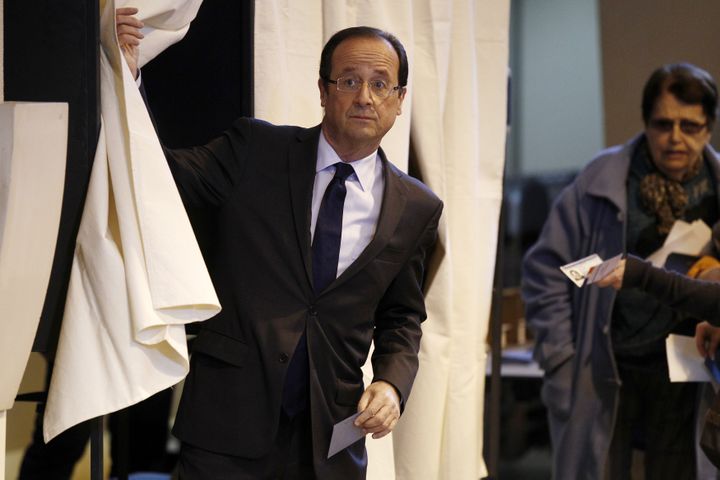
[168,118,442,479]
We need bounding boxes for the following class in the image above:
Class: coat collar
[583,134,641,215]
[288,125,321,293]
[584,133,720,217]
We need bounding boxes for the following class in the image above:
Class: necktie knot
[333,162,355,182]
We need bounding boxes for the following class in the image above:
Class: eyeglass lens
[335,76,395,98]
[649,118,707,135]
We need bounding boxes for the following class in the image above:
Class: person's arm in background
[596,255,720,357]
[521,183,585,417]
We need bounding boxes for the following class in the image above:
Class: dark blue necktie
[312,162,355,292]
[282,162,355,417]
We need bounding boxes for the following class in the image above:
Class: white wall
[508,0,605,175]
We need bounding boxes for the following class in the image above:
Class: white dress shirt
[311,131,385,278]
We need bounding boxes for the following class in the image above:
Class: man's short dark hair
[319,26,409,91]
[642,63,718,127]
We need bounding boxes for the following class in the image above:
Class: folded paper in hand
[559,254,603,287]
[328,413,365,459]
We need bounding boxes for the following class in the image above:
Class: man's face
[319,36,406,159]
[645,91,712,181]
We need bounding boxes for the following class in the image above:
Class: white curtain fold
[255,1,510,478]
[44,0,218,442]
[136,0,202,68]
[396,3,510,478]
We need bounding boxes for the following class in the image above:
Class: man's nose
[354,82,373,105]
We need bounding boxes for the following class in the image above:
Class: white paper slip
[560,254,603,287]
[647,219,711,267]
[328,412,365,459]
[666,334,710,382]
[586,253,623,285]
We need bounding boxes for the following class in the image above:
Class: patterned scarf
[638,144,702,235]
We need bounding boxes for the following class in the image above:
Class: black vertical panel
[141,1,253,332]
[4,0,100,353]
[142,0,254,147]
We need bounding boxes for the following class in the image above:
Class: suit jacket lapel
[323,149,407,295]
[288,125,321,292]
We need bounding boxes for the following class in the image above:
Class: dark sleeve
[371,200,443,411]
[521,182,583,373]
[139,78,250,208]
[624,254,720,324]
[163,119,251,208]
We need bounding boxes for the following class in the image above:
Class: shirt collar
[317,131,378,192]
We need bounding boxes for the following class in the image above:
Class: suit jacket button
[279,353,289,363]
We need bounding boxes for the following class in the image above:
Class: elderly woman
[596,255,720,357]
[523,62,720,479]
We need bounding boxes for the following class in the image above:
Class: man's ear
[396,87,407,116]
[318,78,327,107]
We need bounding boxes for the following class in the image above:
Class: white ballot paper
[328,413,365,458]
[586,254,623,285]
[560,254,603,287]
[666,334,711,382]
[647,220,711,267]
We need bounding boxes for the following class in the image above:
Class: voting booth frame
[3,1,255,479]
[2,0,506,477]
[4,0,103,477]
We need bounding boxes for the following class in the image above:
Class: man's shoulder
[384,159,442,207]
[230,117,317,143]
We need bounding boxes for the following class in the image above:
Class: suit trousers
[177,408,315,480]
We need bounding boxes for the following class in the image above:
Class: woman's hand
[593,259,626,290]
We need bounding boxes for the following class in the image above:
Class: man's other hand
[354,380,401,439]
[116,7,144,79]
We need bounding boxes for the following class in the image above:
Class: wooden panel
[599,0,720,148]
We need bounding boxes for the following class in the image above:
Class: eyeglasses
[648,118,708,135]
[325,75,401,99]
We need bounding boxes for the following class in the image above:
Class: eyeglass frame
[322,75,403,99]
[647,117,709,135]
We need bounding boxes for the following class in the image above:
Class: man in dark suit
[119,12,442,480]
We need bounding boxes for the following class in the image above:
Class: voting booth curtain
[254,2,510,478]
[43,0,221,441]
